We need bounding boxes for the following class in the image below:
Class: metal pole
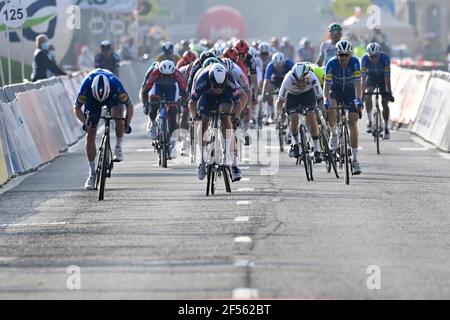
[6,26,11,85]
[0,54,5,87]
[19,0,25,81]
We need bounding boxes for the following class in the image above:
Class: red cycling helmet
[182,50,197,64]
[234,40,250,55]
[222,46,239,62]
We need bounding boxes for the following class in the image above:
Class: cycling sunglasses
[337,53,350,57]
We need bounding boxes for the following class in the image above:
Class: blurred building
[396,0,450,60]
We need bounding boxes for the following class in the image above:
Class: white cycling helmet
[259,42,270,54]
[91,74,110,102]
[291,63,310,82]
[209,63,228,88]
[249,47,259,58]
[335,40,353,55]
[222,58,235,72]
[272,52,285,67]
[209,47,222,58]
[159,60,176,75]
[367,42,381,56]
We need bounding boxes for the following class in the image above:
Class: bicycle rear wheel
[343,125,351,185]
[299,124,311,182]
[375,109,381,154]
[161,128,168,168]
[98,135,110,201]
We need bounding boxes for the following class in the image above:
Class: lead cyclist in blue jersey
[73,68,134,190]
[323,40,364,175]
[361,42,395,139]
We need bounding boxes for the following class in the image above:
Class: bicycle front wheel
[98,135,110,201]
[299,124,311,182]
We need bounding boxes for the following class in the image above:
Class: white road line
[237,188,255,192]
[241,178,250,182]
[439,153,450,160]
[0,222,67,228]
[234,216,249,222]
[400,147,428,151]
[234,236,252,243]
[136,149,153,152]
[236,200,251,205]
[234,260,255,268]
[232,288,259,299]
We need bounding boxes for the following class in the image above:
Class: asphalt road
[1,108,450,299]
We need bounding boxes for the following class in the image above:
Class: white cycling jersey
[278,71,323,100]
[252,56,263,85]
[229,61,250,93]
[318,40,337,66]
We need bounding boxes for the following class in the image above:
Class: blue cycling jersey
[75,69,130,108]
[265,59,295,80]
[361,52,390,80]
[325,56,361,92]
[190,66,241,103]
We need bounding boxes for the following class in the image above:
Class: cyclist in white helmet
[74,68,134,190]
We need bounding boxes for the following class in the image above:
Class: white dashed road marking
[232,288,259,299]
[234,216,249,222]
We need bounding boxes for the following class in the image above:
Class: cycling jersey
[318,40,337,66]
[238,54,257,76]
[75,69,130,127]
[142,68,187,103]
[95,52,120,75]
[190,66,241,103]
[265,59,295,81]
[230,61,250,93]
[279,71,323,100]
[325,56,361,92]
[305,63,325,87]
[361,52,390,82]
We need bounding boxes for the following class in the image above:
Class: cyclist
[258,42,272,77]
[234,40,258,143]
[277,63,324,163]
[141,60,188,159]
[361,42,395,139]
[305,62,325,88]
[323,40,364,175]
[154,42,180,64]
[262,52,295,123]
[187,51,217,95]
[297,38,315,62]
[222,58,251,109]
[73,69,134,190]
[176,50,197,68]
[222,46,247,75]
[316,23,343,67]
[95,40,120,76]
[188,63,243,182]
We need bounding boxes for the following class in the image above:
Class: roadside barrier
[391,65,450,152]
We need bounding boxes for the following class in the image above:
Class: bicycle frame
[365,87,383,154]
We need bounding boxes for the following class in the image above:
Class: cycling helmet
[249,47,260,57]
[234,40,250,54]
[182,50,197,64]
[335,40,353,55]
[199,51,215,64]
[91,74,110,102]
[272,52,286,67]
[202,57,220,68]
[222,47,239,61]
[100,40,112,48]
[222,58,235,72]
[367,42,381,56]
[291,63,310,82]
[299,38,311,47]
[328,23,343,33]
[158,60,176,75]
[161,42,174,55]
[209,63,228,88]
[259,42,270,54]
[209,47,222,58]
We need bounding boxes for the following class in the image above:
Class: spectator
[31,34,66,82]
[297,38,315,62]
[95,40,120,76]
[78,45,94,71]
[46,44,57,78]
[120,37,136,61]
